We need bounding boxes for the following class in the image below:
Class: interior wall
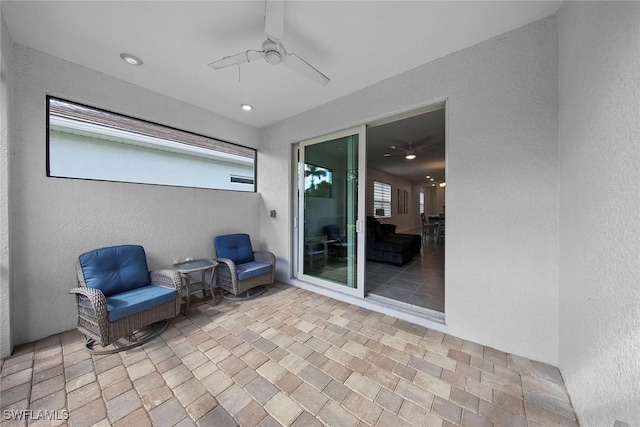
[0,10,13,358]
[261,16,559,364]
[367,167,414,233]
[558,2,640,426]
[8,43,262,347]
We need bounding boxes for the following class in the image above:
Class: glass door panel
[297,126,365,297]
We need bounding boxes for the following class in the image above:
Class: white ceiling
[2,1,561,129]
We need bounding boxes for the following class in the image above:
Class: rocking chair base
[85,320,169,355]
[221,285,267,301]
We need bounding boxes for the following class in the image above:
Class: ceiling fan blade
[415,142,437,152]
[208,50,265,70]
[284,53,330,86]
[265,0,284,41]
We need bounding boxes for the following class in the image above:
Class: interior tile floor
[367,232,444,312]
[0,283,578,427]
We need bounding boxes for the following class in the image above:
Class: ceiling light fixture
[426,175,431,179]
[439,182,446,188]
[405,151,416,160]
[241,104,253,111]
[430,178,434,182]
[120,53,143,66]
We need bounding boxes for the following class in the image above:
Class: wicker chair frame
[70,268,182,354]
[215,251,275,299]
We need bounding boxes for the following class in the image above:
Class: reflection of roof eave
[50,116,253,166]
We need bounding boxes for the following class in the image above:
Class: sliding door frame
[294,125,367,298]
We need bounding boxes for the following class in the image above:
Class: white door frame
[294,125,366,298]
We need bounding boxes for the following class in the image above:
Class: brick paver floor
[0,283,578,426]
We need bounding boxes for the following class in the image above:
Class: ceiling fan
[208,1,330,86]
[384,138,437,160]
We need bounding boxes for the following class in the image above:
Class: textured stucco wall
[558,2,640,426]
[0,9,13,358]
[261,17,559,364]
[9,44,263,347]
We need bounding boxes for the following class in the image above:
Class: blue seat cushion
[80,245,151,297]
[215,233,254,264]
[236,261,272,281]
[107,285,176,322]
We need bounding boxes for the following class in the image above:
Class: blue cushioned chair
[69,245,182,354]
[214,233,275,300]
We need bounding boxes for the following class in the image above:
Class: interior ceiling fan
[385,137,437,160]
[208,1,330,86]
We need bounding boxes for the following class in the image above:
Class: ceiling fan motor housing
[262,39,283,65]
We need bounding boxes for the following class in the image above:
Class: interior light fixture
[120,53,143,66]
[405,152,416,160]
[430,178,434,181]
[241,104,253,111]
[439,182,446,188]
[426,175,431,179]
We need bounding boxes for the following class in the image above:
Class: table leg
[209,267,218,306]
[183,274,191,313]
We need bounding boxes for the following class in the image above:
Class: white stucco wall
[261,16,559,364]
[0,9,13,358]
[49,130,255,192]
[558,3,640,426]
[8,43,263,348]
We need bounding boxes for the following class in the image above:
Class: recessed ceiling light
[384,153,391,157]
[241,104,253,111]
[430,178,434,181]
[426,175,431,178]
[120,53,143,66]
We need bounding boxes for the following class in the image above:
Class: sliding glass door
[295,126,366,297]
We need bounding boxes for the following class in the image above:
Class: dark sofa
[366,217,422,266]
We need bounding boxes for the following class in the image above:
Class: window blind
[373,180,391,217]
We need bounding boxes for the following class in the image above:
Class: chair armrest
[253,251,276,266]
[150,269,182,291]
[69,286,107,310]
[69,286,109,345]
[214,257,238,275]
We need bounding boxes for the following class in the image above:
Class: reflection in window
[304,164,332,198]
[47,97,256,191]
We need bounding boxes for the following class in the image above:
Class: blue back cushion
[79,245,151,297]
[215,234,254,264]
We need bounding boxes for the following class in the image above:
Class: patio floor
[0,282,578,426]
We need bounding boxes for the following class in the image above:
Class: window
[304,164,333,198]
[373,180,391,217]
[419,191,425,214]
[47,97,256,191]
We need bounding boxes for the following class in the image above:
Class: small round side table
[172,259,218,313]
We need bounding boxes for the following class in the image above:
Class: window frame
[46,96,257,192]
[373,180,392,218]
